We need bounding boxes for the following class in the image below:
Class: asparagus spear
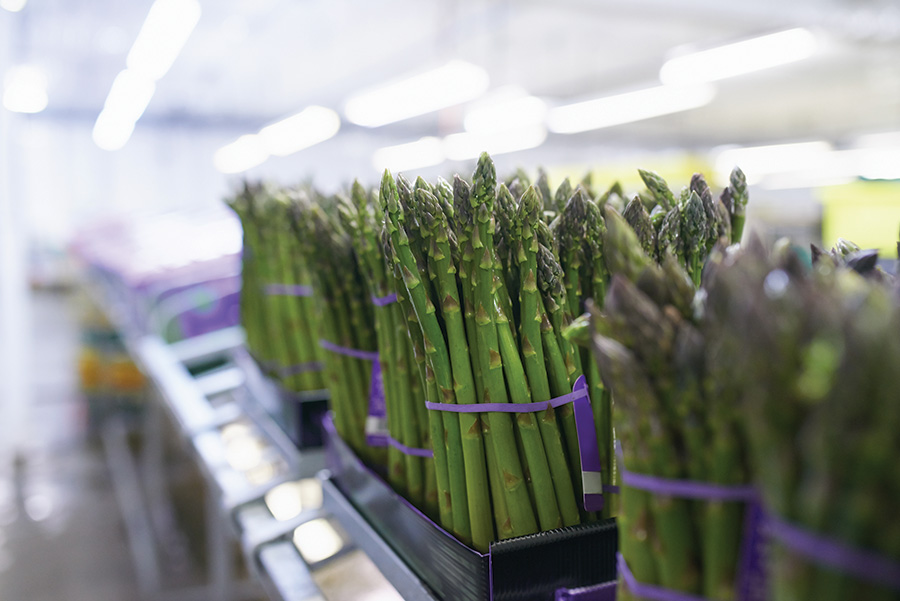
[415,187,494,551]
[516,186,581,526]
[381,170,468,542]
[728,167,748,243]
[470,153,538,537]
[638,169,675,210]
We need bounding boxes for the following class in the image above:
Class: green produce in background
[705,239,900,601]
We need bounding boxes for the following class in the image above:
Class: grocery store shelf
[321,476,438,601]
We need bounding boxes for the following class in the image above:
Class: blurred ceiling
[5,0,900,149]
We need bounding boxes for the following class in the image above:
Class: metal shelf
[321,476,438,601]
[90,274,437,601]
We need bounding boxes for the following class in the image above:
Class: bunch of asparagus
[376,155,607,552]
[342,181,436,516]
[579,235,749,600]
[704,239,900,601]
[225,183,325,392]
[288,189,383,465]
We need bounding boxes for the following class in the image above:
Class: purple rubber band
[263,283,313,297]
[616,442,757,501]
[426,375,604,512]
[387,436,434,458]
[423,384,588,413]
[618,553,712,601]
[318,339,379,361]
[277,361,325,378]
[371,292,398,306]
[767,514,900,591]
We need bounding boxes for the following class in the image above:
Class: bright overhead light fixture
[714,141,832,184]
[660,28,817,85]
[0,0,27,12]
[102,69,156,123]
[443,125,547,162]
[91,69,155,151]
[464,93,546,135]
[258,106,340,157]
[3,65,48,113]
[93,0,201,150]
[547,84,715,134]
[215,106,342,173]
[214,135,269,174]
[372,137,444,172]
[127,0,202,81]
[344,60,490,127]
[92,109,137,151]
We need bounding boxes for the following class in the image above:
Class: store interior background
[0,0,898,599]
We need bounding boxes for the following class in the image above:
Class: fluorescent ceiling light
[714,141,832,184]
[92,110,137,151]
[443,126,547,162]
[0,0,26,12]
[258,106,340,157]
[464,93,546,135]
[215,106,341,173]
[93,0,200,149]
[344,60,489,127]
[372,137,444,172]
[127,0,202,81]
[853,131,900,150]
[103,69,156,123]
[214,135,269,174]
[660,28,817,85]
[547,84,715,134]
[3,65,48,113]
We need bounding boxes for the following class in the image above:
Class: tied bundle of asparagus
[343,181,436,517]
[704,239,900,601]
[562,170,753,601]
[225,183,325,392]
[289,190,383,466]
[378,155,601,552]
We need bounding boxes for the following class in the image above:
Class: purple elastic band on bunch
[425,375,606,512]
[263,283,314,297]
[615,442,765,601]
[618,554,711,601]
[318,339,380,361]
[387,436,434,458]
[767,514,900,592]
[371,292,398,306]
[616,442,757,502]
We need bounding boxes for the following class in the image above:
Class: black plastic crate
[323,414,618,601]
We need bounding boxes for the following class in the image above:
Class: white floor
[0,290,141,601]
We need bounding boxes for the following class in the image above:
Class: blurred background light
[258,106,341,157]
[660,28,818,85]
[214,135,269,174]
[293,518,344,564]
[344,60,490,127]
[93,0,201,150]
[0,0,26,12]
[548,84,716,134]
[463,87,546,134]
[443,125,547,161]
[126,0,202,81]
[372,137,444,172]
[2,65,48,114]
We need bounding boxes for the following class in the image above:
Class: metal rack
[101,322,437,601]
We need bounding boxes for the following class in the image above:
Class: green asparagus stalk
[415,187,494,551]
[470,153,538,537]
[381,171,471,544]
[516,187,580,526]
